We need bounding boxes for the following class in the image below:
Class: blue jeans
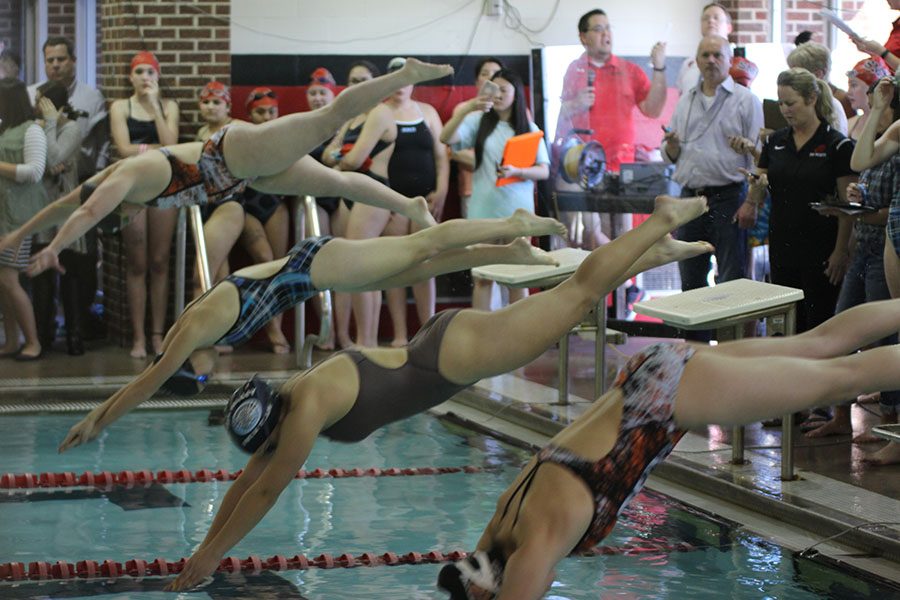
[836,241,899,411]
[677,183,747,291]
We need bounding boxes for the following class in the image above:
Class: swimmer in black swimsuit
[166,195,717,592]
[0,59,455,274]
[57,209,569,453]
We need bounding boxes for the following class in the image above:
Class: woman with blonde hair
[734,67,857,334]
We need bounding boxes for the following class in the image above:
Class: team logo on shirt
[809,144,827,158]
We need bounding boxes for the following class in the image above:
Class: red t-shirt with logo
[558,53,651,172]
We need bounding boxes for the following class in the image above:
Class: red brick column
[98,0,231,348]
[99,0,231,139]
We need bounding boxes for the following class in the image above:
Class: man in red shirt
[556,9,668,172]
[556,9,668,307]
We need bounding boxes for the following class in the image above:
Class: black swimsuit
[321,310,470,442]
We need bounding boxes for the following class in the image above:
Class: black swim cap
[437,550,503,599]
[225,375,282,453]
[154,355,209,396]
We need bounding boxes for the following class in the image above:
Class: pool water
[1,410,897,599]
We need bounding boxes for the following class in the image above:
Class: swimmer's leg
[224,58,454,178]
[438,196,712,382]
[311,209,568,290]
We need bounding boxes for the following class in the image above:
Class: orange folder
[496,130,544,187]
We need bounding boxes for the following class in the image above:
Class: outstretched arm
[0,186,80,254]
[496,541,559,600]
[251,156,435,228]
[851,79,899,171]
[58,318,217,453]
[168,399,328,591]
[0,164,120,255]
[29,165,137,275]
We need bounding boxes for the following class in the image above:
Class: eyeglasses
[310,76,334,86]
[584,25,612,33]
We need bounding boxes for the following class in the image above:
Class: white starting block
[472,248,626,405]
[633,278,804,330]
[633,278,804,480]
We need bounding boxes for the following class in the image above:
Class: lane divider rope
[0,542,700,581]
[0,465,486,490]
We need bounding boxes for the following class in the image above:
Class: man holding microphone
[556,8,668,305]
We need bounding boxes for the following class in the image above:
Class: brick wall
[721,0,772,45]
[724,0,868,45]
[47,0,76,39]
[98,0,230,347]
[99,0,231,140]
[0,0,23,61]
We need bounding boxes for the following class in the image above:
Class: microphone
[586,69,596,113]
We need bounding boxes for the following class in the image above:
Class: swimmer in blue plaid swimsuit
[57,210,571,451]
[0,59,456,272]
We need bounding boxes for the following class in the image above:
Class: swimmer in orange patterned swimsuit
[0,59,454,275]
[440,299,900,600]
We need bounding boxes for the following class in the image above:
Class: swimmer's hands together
[58,410,103,453]
[166,548,219,592]
[27,247,65,277]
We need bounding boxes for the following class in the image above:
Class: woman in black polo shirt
[740,67,858,333]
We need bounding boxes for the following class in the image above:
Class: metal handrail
[189,205,212,293]
[174,205,213,318]
[294,196,332,368]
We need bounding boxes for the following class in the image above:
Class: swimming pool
[1,409,898,599]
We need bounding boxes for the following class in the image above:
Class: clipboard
[809,202,878,216]
[763,99,788,131]
[496,130,544,187]
[819,9,860,39]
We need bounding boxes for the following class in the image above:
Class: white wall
[230,0,708,58]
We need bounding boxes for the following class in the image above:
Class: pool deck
[1,334,899,582]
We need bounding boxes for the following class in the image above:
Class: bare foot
[337,334,355,350]
[862,442,900,466]
[503,238,559,265]
[214,344,234,354]
[130,340,147,359]
[402,57,454,84]
[805,418,852,438]
[654,195,709,229]
[856,392,881,405]
[635,235,714,272]
[271,342,290,355]
[390,337,408,348]
[408,196,437,229]
[151,333,164,355]
[509,208,568,238]
[315,334,335,351]
[853,431,884,444]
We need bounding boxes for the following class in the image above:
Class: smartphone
[478,80,500,98]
